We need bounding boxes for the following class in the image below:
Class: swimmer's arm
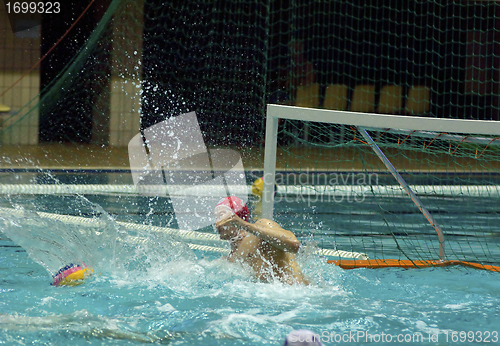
[238,219,301,253]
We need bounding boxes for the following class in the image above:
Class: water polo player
[215,196,308,285]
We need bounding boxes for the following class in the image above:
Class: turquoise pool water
[1,171,500,345]
[2,233,499,345]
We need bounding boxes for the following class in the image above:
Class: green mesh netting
[2,0,500,146]
[274,117,500,267]
[1,0,500,268]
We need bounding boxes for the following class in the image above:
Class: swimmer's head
[215,196,249,222]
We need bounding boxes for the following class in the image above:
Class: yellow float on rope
[251,177,277,198]
[251,177,264,197]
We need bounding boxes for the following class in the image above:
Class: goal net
[263,104,500,271]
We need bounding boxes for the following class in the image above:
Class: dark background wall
[37,0,500,144]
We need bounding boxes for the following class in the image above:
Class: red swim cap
[215,196,249,222]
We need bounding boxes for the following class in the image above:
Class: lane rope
[0,207,369,259]
[1,184,498,197]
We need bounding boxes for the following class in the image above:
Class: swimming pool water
[1,171,500,345]
[2,231,500,345]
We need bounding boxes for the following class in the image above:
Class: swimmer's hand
[215,212,242,229]
[214,205,238,225]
